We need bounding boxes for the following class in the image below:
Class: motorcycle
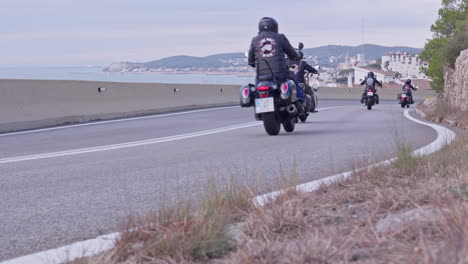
[363,87,377,110]
[398,86,418,108]
[240,45,304,136]
[298,72,319,122]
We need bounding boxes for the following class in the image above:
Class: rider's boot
[296,100,305,114]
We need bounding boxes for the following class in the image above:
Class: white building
[381,52,428,78]
[353,66,396,85]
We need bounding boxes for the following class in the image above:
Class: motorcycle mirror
[244,51,249,58]
[298,42,304,50]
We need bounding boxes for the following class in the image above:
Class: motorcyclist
[360,72,382,104]
[248,17,303,103]
[288,49,319,111]
[402,79,418,103]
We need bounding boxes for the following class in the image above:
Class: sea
[0,67,255,85]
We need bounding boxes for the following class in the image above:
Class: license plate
[367,92,374,96]
[255,98,274,113]
[402,94,407,98]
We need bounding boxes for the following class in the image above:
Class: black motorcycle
[240,47,303,135]
[363,86,377,110]
[298,72,319,122]
[398,86,417,108]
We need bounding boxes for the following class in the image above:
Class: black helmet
[367,72,375,78]
[258,17,278,33]
[405,79,412,84]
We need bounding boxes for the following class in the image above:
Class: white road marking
[0,122,261,164]
[0,106,240,137]
[0,106,351,165]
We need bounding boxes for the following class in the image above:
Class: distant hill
[104,44,422,71]
[144,53,245,68]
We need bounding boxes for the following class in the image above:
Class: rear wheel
[367,98,373,110]
[282,117,296,132]
[262,112,281,136]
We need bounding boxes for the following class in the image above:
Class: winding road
[0,101,438,261]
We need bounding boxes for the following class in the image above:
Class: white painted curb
[1,233,119,264]
[1,108,455,264]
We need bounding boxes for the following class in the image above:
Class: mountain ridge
[103,44,423,72]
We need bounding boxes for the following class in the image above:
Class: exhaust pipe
[286,104,297,116]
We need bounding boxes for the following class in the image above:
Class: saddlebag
[280,79,297,101]
[240,83,255,107]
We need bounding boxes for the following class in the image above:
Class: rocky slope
[444,49,468,111]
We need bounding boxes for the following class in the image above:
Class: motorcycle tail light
[242,88,249,98]
[257,86,270,91]
[281,83,289,93]
[260,94,268,98]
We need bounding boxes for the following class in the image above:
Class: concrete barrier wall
[0,79,435,133]
[0,79,239,133]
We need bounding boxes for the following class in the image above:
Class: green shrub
[445,20,468,68]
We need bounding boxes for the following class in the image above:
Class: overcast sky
[0,0,442,67]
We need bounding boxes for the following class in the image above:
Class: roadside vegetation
[417,95,468,130]
[420,0,468,92]
[72,111,468,263]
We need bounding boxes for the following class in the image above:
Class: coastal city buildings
[353,66,396,84]
[381,52,428,79]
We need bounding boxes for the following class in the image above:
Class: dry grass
[73,106,468,264]
[218,137,468,264]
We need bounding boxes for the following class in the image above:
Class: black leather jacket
[248,31,299,78]
[360,77,382,90]
[290,60,318,84]
[402,83,417,94]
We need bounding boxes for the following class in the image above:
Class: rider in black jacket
[402,79,418,103]
[289,50,319,85]
[360,72,382,104]
[248,17,302,99]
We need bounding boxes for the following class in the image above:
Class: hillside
[103,44,422,72]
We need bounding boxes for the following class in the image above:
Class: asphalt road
[0,101,437,261]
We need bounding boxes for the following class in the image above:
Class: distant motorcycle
[398,86,418,108]
[363,87,377,110]
[240,45,304,135]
